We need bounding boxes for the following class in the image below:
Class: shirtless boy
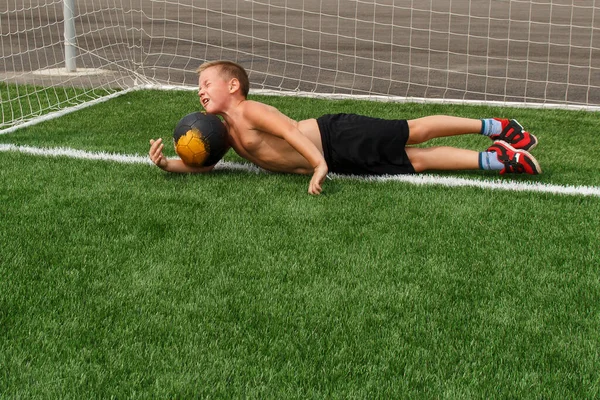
[149,60,540,195]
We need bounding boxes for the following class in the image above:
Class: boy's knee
[407,120,430,144]
[405,147,424,172]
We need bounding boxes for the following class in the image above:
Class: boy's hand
[149,138,168,169]
[309,164,328,195]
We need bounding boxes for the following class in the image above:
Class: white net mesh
[2,0,599,131]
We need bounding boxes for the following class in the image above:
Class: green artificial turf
[1,89,599,398]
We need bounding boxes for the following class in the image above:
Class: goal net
[2,0,599,132]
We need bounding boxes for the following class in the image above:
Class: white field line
[1,143,599,198]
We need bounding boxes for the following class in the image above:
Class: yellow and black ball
[173,112,228,167]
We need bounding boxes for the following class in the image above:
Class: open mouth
[201,98,209,107]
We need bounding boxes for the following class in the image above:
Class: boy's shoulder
[236,99,294,131]
[241,98,268,108]
[240,99,279,117]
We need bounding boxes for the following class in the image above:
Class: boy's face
[198,66,231,113]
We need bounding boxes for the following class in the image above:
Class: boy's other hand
[309,164,328,195]
[149,138,168,169]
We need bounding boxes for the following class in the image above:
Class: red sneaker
[487,141,542,175]
[491,119,538,151]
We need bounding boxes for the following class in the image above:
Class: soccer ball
[173,112,228,167]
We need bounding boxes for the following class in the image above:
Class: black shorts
[317,113,415,175]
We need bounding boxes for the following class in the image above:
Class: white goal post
[2,0,599,132]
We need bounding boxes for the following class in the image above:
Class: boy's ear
[228,78,240,94]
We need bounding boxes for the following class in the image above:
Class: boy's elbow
[189,163,217,174]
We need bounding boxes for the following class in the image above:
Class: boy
[149,60,540,195]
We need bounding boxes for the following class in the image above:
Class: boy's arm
[149,138,216,173]
[244,102,328,195]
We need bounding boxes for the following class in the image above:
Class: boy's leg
[407,116,537,150]
[407,116,482,145]
[406,143,541,174]
[405,146,479,172]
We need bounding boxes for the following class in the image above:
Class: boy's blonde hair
[196,60,250,98]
